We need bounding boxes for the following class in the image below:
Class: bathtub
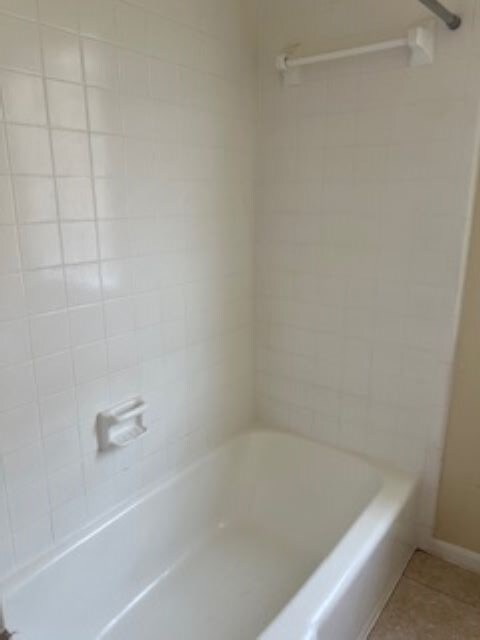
[0,429,417,640]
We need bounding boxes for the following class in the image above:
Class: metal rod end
[447,14,461,30]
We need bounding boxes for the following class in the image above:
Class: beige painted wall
[436,162,480,554]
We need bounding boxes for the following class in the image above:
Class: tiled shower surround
[0,0,479,580]
[0,0,256,574]
[256,0,480,546]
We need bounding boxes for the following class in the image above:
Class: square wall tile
[87,87,122,135]
[147,13,180,63]
[341,339,372,396]
[0,226,20,274]
[30,310,70,358]
[0,403,40,454]
[19,224,62,269]
[95,178,126,219]
[149,59,179,104]
[38,0,79,31]
[24,267,66,314]
[35,351,74,397]
[136,325,163,362]
[48,464,85,509]
[104,298,134,338]
[0,130,8,174]
[43,427,81,473]
[124,149,155,184]
[134,291,162,328]
[61,222,98,264]
[69,304,105,347]
[0,274,26,322]
[118,50,149,97]
[39,388,77,437]
[73,341,108,383]
[83,39,118,90]
[57,178,94,221]
[0,177,15,224]
[115,1,147,52]
[7,480,50,532]
[107,333,137,372]
[42,27,82,82]
[101,260,132,300]
[0,489,11,541]
[52,130,90,176]
[51,494,87,542]
[90,134,124,177]
[47,463,84,509]
[0,71,47,126]
[79,0,116,42]
[98,220,131,260]
[0,362,36,412]
[47,80,87,131]
[75,376,108,428]
[3,443,45,492]
[0,319,31,367]
[0,14,41,73]
[14,177,57,223]
[163,287,184,321]
[65,263,102,307]
[7,125,52,175]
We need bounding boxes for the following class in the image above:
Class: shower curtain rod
[418,0,461,29]
[276,23,435,76]
[276,2,461,82]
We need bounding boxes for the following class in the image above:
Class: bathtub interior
[2,432,383,639]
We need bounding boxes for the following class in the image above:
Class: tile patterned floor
[369,551,480,639]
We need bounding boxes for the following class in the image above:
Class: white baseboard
[426,538,480,574]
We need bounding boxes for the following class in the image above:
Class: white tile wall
[2,0,477,578]
[0,0,255,575]
[255,0,480,547]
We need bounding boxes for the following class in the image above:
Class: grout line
[78,21,143,407]
[1,0,58,566]
[0,45,26,568]
[33,0,73,549]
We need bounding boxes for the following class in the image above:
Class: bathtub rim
[0,427,418,636]
[259,440,418,639]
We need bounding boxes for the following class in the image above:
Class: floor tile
[369,577,480,640]
[405,550,480,610]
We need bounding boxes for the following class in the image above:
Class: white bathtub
[0,430,417,640]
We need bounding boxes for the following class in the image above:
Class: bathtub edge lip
[0,425,419,637]
[259,452,418,639]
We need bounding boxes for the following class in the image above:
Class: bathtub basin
[0,429,417,640]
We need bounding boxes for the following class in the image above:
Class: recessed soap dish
[97,397,148,451]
